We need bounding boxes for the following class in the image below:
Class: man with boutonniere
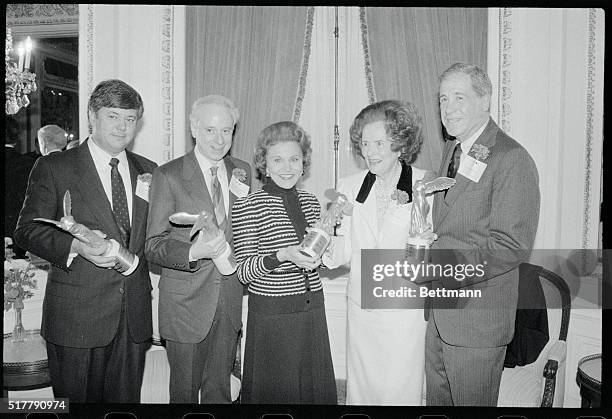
[425,63,540,406]
[145,95,251,403]
[14,79,158,402]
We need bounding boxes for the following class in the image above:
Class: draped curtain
[366,7,488,172]
[186,6,309,188]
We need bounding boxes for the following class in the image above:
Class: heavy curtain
[186,6,309,187]
[366,7,488,172]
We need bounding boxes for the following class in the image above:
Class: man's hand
[277,245,321,271]
[190,230,228,260]
[71,230,115,268]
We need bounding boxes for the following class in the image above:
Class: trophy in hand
[406,177,456,264]
[34,190,139,275]
[299,192,350,258]
[169,210,236,275]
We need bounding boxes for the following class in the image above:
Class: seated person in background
[232,121,337,404]
[37,124,68,156]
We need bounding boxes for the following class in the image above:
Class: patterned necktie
[109,158,131,246]
[447,142,462,179]
[210,166,227,231]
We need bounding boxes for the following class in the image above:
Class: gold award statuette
[406,177,456,264]
[34,191,139,275]
[299,193,349,259]
[169,210,236,275]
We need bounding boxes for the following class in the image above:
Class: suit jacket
[14,139,157,348]
[4,147,36,244]
[430,118,540,348]
[145,151,251,344]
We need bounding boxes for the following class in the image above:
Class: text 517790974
[0,398,69,413]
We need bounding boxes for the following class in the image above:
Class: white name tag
[229,175,249,198]
[458,154,487,183]
[135,178,150,202]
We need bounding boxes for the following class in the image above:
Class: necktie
[210,166,227,231]
[447,142,462,179]
[109,158,131,246]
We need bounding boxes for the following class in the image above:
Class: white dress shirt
[193,146,230,216]
[88,139,134,221]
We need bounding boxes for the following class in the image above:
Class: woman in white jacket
[324,100,434,405]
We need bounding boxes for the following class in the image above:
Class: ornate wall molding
[293,7,314,124]
[160,6,175,163]
[498,8,512,134]
[6,4,78,25]
[86,4,95,134]
[360,7,376,104]
[581,8,597,250]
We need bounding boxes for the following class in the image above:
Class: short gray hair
[439,62,492,98]
[37,125,68,150]
[189,95,239,126]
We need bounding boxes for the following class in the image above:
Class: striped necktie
[210,166,227,231]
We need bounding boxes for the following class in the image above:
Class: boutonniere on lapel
[230,167,250,198]
[390,189,411,205]
[136,173,152,202]
[469,144,490,161]
[459,144,489,183]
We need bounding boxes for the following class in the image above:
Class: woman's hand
[277,245,321,270]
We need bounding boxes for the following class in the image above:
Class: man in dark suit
[145,95,251,403]
[425,63,540,406]
[5,116,36,258]
[14,79,157,403]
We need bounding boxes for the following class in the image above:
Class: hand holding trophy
[34,191,139,275]
[299,192,350,258]
[406,177,456,266]
[169,210,236,275]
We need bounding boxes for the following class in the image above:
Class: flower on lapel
[137,173,153,186]
[469,144,490,161]
[232,168,248,184]
[391,189,410,205]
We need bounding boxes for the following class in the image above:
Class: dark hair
[87,79,144,127]
[349,100,423,165]
[254,121,312,180]
[439,62,492,98]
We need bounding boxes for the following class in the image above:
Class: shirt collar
[194,146,225,175]
[88,138,128,167]
[459,119,488,155]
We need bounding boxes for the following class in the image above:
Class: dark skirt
[241,290,337,404]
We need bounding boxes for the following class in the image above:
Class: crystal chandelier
[5,28,37,115]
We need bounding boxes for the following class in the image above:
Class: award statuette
[299,193,349,258]
[34,190,139,275]
[406,177,456,264]
[169,210,236,275]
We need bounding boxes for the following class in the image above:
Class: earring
[266,169,270,177]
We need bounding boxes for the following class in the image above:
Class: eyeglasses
[359,139,393,151]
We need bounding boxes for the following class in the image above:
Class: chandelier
[5,28,37,115]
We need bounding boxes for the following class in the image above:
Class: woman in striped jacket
[232,121,337,404]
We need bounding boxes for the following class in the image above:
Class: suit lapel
[126,151,149,252]
[183,151,214,214]
[435,118,498,228]
[74,140,123,242]
[223,157,237,211]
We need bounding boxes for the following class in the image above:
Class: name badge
[229,175,249,198]
[457,154,487,183]
[135,179,150,202]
